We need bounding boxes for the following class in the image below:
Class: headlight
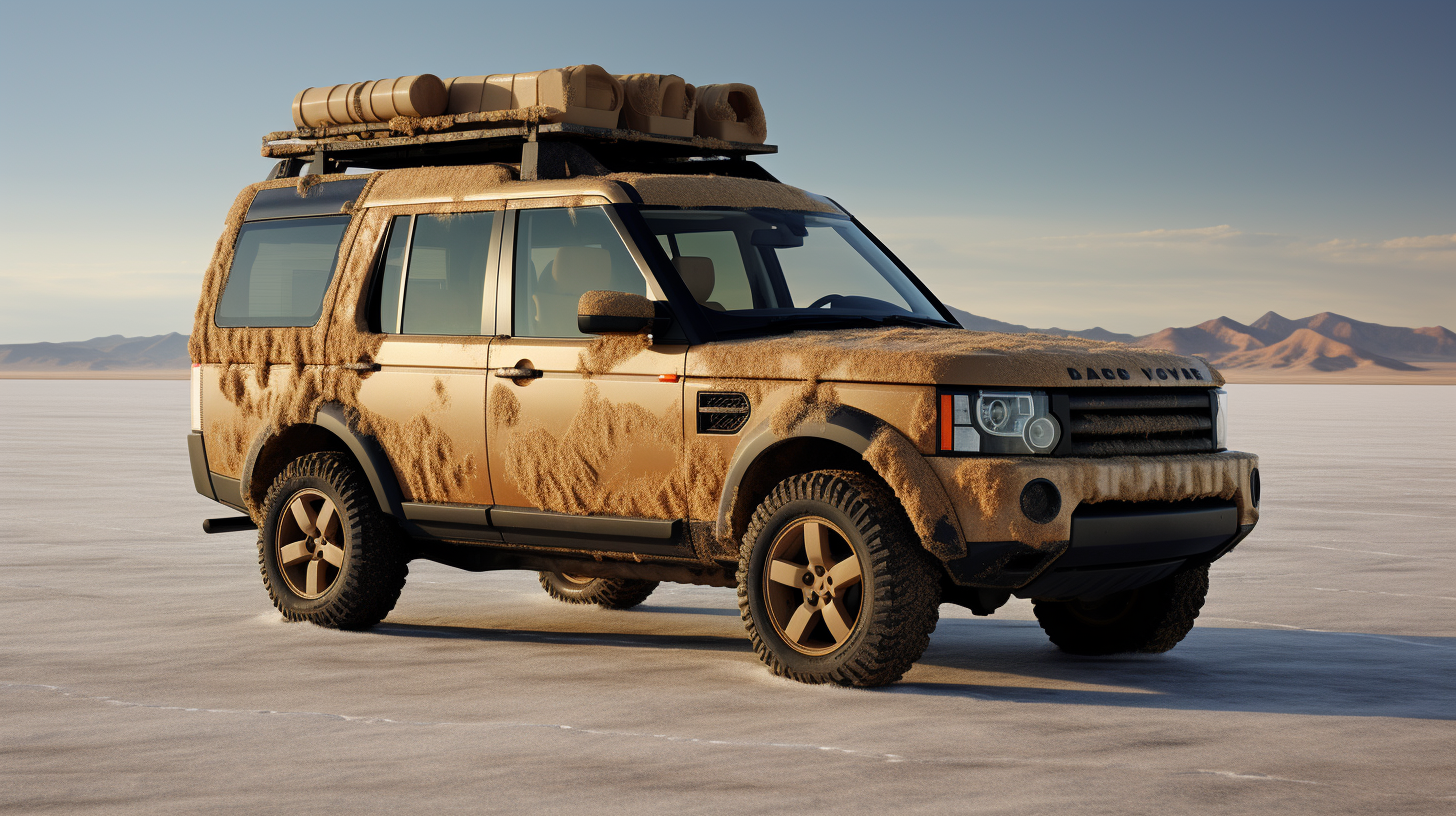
[940,390,1060,454]
[1214,388,1228,450]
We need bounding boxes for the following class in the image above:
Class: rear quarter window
[215,216,351,328]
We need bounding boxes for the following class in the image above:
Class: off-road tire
[538,572,658,610]
[1032,563,1210,655]
[259,452,408,630]
[738,470,941,687]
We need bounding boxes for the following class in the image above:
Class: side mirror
[577,291,670,334]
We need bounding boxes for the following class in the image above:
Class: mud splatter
[576,332,652,378]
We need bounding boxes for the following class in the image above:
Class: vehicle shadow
[373,621,747,654]
[900,617,1456,720]
[371,609,1454,721]
[632,604,742,617]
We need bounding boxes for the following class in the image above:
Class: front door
[485,205,687,528]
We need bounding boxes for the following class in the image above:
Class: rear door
[356,204,503,507]
[485,204,687,532]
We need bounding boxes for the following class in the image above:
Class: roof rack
[262,117,779,182]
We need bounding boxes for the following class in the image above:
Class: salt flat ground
[1,381,1452,815]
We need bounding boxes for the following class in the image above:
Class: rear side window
[371,212,497,336]
[215,216,350,328]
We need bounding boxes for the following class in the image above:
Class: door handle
[493,366,543,379]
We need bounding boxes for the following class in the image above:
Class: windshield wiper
[877,314,957,329]
[712,313,955,339]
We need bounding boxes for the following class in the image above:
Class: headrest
[551,246,612,293]
[673,256,715,302]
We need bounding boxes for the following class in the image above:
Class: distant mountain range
[948,308,1456,375]
[4,312,1454,379]
[0,333,189,372]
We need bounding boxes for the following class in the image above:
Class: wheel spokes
[768,559,805,587]
[823,598,855,644]
[315,499,338,540]
[305,559,328,596]
[802,521,830,567]
[279,539,311,567]
[826,557,862,589]
[289,497,318,536]
[784,603,819,644]
[319,543,345,568]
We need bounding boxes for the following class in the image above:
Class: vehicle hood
[686,327,1222,388]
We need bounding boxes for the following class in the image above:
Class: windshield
[639,209,950,334]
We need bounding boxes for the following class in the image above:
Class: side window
[513,207,647,338]
[670,230,754,311]
[215,216,350,327]
[372,212,496,335]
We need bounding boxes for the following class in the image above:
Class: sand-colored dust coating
[192,181,480,515]
[936,451,1259,546]
[489,381,684,519]
[364,164,515,204]
[575,332,653,378]
[688,327,1224,388]
[604,173,840,214]
[577,290,656,319]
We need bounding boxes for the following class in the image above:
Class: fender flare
[239,403,405,518]
[717,406,882,537]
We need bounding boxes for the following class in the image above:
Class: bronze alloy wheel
[559,574,597,585]
[739,471,941,686]
[258,452,408,630]
[762,516,864,656]
[275,488,345,599]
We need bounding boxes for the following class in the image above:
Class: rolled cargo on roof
[291,75,448,127]
[617,73,696,137]
[443,65,623,129]
[694,83,767,144]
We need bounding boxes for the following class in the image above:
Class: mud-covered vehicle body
[188,115,1259,687]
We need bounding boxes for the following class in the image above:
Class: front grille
[1065,391,1216,456]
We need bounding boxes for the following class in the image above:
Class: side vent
[697,392,750,434]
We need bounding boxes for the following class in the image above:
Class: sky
[0,0,1450,343]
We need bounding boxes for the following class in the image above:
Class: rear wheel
[259,452,408,629]
[538,572,658,610]
[739,471,940,687]
[1032,563,1210,655]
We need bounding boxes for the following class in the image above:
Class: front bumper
[929,451,1259,594]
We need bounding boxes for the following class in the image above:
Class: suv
[187,120,1259,688]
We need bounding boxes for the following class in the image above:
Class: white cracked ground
[1,380,1452,815]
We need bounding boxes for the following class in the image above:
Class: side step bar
[203,516,257,534]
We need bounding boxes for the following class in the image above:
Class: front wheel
[1032,563,1210,655]
[738,471,941,687]
[258,452,408,630]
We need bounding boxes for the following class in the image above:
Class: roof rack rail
[262,119,778,182]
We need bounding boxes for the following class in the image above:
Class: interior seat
[673,256,724,311]
[532,246,613,336]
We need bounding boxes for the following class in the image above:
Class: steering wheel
[807,294,845,309]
